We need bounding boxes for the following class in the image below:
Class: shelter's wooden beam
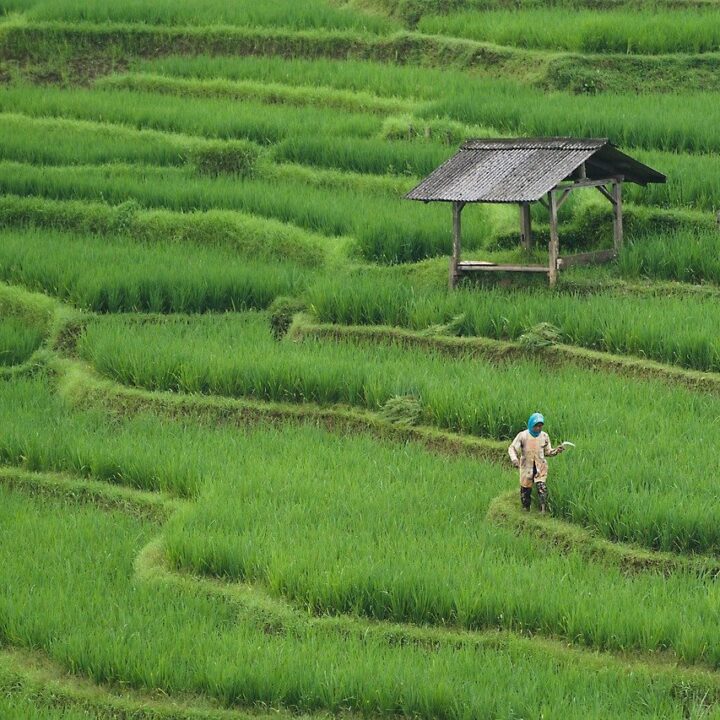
[449,201,465,289]
[596,184,614,204]
[556,177,622,191]
[555,187,573,210]
[612,181,623,254]
[519,202,532,250]
[557,249,615,270]
[548,191,559,287]
[458,262,548,273]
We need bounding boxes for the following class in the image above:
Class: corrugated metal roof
[463,138,606,151]
[406,138,665,204]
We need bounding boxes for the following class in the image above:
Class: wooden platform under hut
[405,138,666,288]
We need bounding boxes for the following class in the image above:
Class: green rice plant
[0,162,490,263]
[78,311,720,553]
[0,281,55,365]
[0,111,268,177]
[97,72,414,115]
[619,229,720,284]
[189,139,260,177]
[163,418,720,661]
[0,697,96,719]
[132,54,472,101]
[271,134,454,176]
[0,316,44,365]
[0,486,711,720]
[0,85,381,144]
[0,195,328,267]
[418,8,720,54]
[5,375,720,678]
[424,80,720,154]
[267,161,416,198]
[0,378,717,720]
[306,271,720,372]
[0,228,309,312]
[0,112,197,167]
[628,149,720,211]
[377,0,720,18]
[0,0,36,12]
[380,113,494,144]
[25,0,400,32]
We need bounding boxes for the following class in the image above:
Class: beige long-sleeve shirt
[508,430,559,488]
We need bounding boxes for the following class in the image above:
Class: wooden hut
[405,138,666,288]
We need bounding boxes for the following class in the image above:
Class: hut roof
[406,137,666,204]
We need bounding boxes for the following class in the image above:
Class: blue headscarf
[527,412,545,437]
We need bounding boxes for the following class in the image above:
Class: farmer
[508,412,563,513]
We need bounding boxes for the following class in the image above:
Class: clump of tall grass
[0,228,309,312]
[0,316,44,366]
[189,139,260,177]
[378,394,423,425]
[380,113,494,144]
[268,296,306,340]
[518,322,561,349]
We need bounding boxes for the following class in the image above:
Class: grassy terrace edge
[5,21,720,91]
[291,315,720,396]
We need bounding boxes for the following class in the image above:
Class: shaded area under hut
[406,138,666,288]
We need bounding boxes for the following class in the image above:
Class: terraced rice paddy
[3,0,720,717]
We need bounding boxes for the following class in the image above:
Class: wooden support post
[449,201,464,289]
[519,202,532,250]
[612,180,623,255]
[548,191,559,288]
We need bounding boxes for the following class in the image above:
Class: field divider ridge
[487,490,720,578]
[6,20,720,93]
[95,72,416,115]
[52,355,507,465]
[291,315,720,395]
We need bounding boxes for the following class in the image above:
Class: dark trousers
[520,481,547,510]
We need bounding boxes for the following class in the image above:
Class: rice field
[418,8,720,54]
[3,374,720,678]
[4,0,720,716]
[74,311,720,553]
[307,273,720,372]
[23,0,400,33]
[0,228,310,313]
